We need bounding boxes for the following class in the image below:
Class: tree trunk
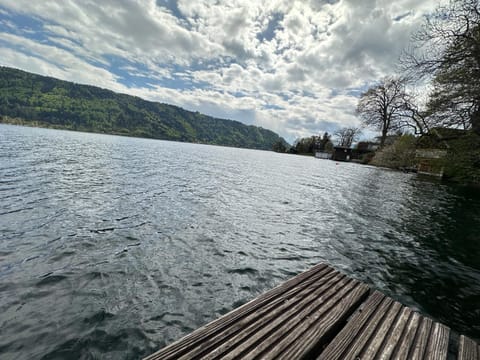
[380,128,388,147]
[472,107,480,135]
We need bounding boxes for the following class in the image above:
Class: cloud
[0,0,438,142]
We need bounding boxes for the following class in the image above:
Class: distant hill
[0,67,288,150]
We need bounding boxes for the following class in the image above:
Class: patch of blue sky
[99,55,207,91]
[155,0,191,28]
[0,36,61,70]
[351,81,374,94]
[302,90,315,97]
[97,55,158,89]
[152,73,197,91]
[329,86,366,98]
[257,12,283,42]
[0,9,82,66]
[262,104,284,110]
[329,88,341,97]
[229,91,248,98]
[192,56,237,72]
[277,92,292,102]
[345,88,365,97]
[0,7,44,35]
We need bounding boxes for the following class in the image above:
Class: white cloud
[0,0,439,142]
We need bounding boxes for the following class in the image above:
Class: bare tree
[402,0,480,78]
[401,0,480,133]
[334,127,361,148]
[396,89,433,135]
[356,77,406,147]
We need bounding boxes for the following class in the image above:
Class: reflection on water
[0,124,479,359]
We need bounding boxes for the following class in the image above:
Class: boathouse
[332,146,352,161]
[416,149,447,177]
[315,151,331,160]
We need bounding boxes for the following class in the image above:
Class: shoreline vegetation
[3,105,480,186]
[286,131,480,186]
[6,113,479,187]
[0,116,270,150]
[0,67,288,151]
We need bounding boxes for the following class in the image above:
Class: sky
[0,0,439,143]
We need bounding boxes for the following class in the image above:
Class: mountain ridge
[0,66,288,150]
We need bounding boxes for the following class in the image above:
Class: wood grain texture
[144,262,477,360]
[202,272,349,359]
[317,291,388,360]
[424,322,449,360]
[180,268,340,359]
[318,294,451,360]
[390,311,421,360]
[380,307,413,359]
[459,335,479,360]
[361,302,406,359]
[409,317,433,360]
[144,263,331,360]
[268,282,369,359]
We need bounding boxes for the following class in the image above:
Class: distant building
[356,141,379,152]
[315,151,331,160]
[332,146,352,161]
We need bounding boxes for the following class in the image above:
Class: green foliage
[371,134,416,169]
[291,136,315,155]
[0,67,287,150]
[443,132,480,183]
[421,130,480,183]
[318,132,333,151]
[272,140,288,152]
[291,133,333,155]
[324,139,334,153]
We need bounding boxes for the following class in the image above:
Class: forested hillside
[0,67,287,150]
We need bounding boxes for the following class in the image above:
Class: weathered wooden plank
[144,263,330,360]
[271,282,370,359]
[317,291,387,359]
[336,296,395,360]
[409,317,433,360]
[318,293,449,360]
[145,262,473,360]
[424,322,449,360]
[458,335,479,360]
[390,311,421,360]
[175,266,338,359]
[189,272,345,359]
[360,302,406,359]
[203,273,354,359]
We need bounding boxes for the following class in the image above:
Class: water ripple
[1,125,480,359]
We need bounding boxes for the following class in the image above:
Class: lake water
[1,124,479,359]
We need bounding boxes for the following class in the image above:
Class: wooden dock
[144,263,479,359]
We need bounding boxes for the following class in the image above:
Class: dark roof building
[332,146,352,162]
